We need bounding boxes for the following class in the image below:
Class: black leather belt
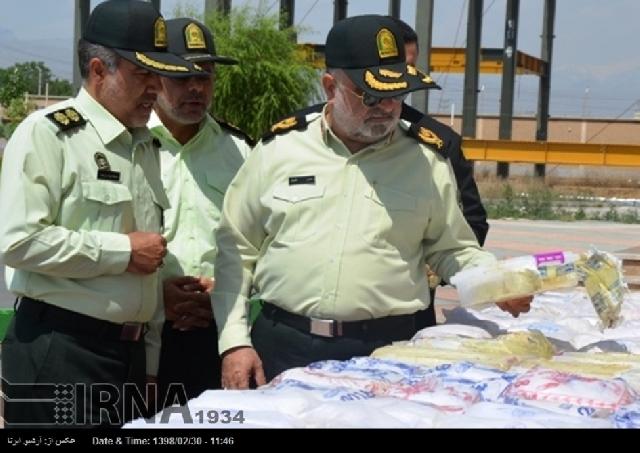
[18,297,144,342]
[261,301,416,340]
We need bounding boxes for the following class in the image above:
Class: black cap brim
[182,53,239,65]
[343,61,441,98]
[114,49,211,78]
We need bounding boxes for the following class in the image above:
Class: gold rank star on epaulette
[261,114,309,143]
[408,122,444,151]
[417,127,444,150]
[271,116,298,133]
[46,107,86,132]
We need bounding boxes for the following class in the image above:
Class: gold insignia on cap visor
[185,23,207,49]
[135,52,189,72]
[376,28,399,59]
[154,17,167,48]
[364,70,407,91]
[418,127,444,150]
[378,68,402,79]
[407,65,418,76]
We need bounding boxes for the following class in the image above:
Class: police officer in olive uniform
[212,15,532,388]
[0,0,205,427]
[149,18,252,407]
[275,18,488,331]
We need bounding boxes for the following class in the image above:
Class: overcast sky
[1,0,639,119]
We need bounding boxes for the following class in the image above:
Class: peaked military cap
[166,18,238,66]
[325,15,439,98]
[83,0,205,78]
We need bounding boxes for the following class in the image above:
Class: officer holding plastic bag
[212,15,532,388]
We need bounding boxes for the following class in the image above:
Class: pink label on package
[534,251,565,266]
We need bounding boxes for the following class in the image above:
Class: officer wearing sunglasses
[212,15,533,389]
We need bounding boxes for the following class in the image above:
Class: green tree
[1,97,36,138]
[0,61,73,108]
[207,5,318,138]
[197,6,319,140]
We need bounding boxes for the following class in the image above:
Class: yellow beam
[296,45,545,75]
[428,48,544,75]
[462,139,640,167]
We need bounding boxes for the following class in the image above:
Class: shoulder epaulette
[215,118,256,147]
[406,112,460,157]
[261,113,310,143]
[45,107,86,132]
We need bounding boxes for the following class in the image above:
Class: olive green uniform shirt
[149,112,250,282]
[0,88,169,375]
[212,110,496,354]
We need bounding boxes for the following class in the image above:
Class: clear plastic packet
[451,251,580,308]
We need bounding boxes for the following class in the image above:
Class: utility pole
[497,0,520,179]
[205,0,231,17]
[411,0,434,114]
[388,0,401,18]
[72,0,90,93]
[280,0,295,29]
[37,66,42,96]
[334,0,347,23]
[461,0,483,138]
[534,0,556,178]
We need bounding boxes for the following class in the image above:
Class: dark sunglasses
[340,83,408,107]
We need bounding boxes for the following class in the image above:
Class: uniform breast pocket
[271,184,326,243]
[362,184,423,249]
[81,181,134,232]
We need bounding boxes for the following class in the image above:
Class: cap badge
[154,17,167,48]
[417,127,444,150]
[94,152,111,171]
[185,23,207,50]
[376,28,399,59]
[364,70,407,91]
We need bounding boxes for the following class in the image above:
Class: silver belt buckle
[310,318,342,337]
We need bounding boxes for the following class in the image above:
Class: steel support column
[411,0,434,114]
[534,0,556,178]
[497,0,520,179]
[462,0,483,138]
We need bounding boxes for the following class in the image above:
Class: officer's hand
[496,295,533,318]
[127,232,167,274]
[172,300,212,330]
[163,276,211,326]
[221,346,266,390]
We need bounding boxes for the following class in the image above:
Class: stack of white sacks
[127,288,640,429]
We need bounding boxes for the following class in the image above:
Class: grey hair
[77,39,120,80]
